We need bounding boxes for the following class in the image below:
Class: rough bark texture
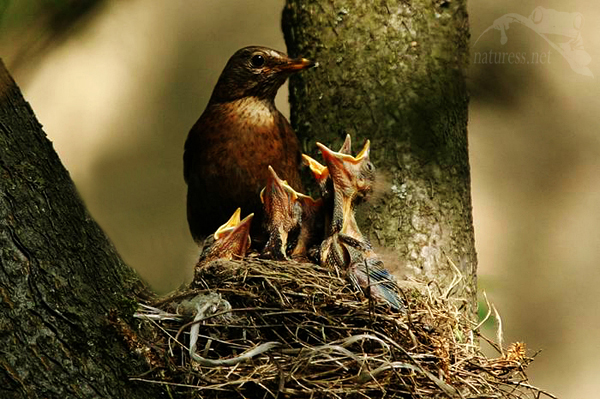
[0,61,160,398]
[283,0,477,315]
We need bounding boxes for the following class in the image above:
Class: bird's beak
[316,142,347,169]
[214,208,242,240]
[298,195,322,213]
[317,140,370,167]
[316,141,371,194]
[231,213,254,243]
[302,154,329,182]
[266,164,315,206]
[316,142,352,190]
[278,57,316,72]
[214,212,254,258]
[339,134,352,155]
[261,166,296,204]
[355,140,371,161]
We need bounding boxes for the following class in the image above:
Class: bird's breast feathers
[203,98,294,162]
[188,97,299,189]
[222,97,276,128]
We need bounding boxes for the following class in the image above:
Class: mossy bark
[0,61,161,398]
[283,0,477,316]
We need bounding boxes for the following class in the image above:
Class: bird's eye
[366,162,374,171]
[251,54,265,68]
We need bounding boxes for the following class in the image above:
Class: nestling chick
[316,139,403,310]
[290,195,324,260]
[260,166,303,260]
[195,208,253,272]
[316,139,375,235]
[302,134,353,200]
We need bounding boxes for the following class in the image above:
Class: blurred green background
[2,1,599,397]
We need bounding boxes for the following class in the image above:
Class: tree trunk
[283,0,477,316]
[0,61,161,398]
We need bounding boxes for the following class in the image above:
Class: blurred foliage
[1,0,103,32]
[0,0,105,74]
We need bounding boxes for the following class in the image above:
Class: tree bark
[0,61,160,398]
[283,0,477,315]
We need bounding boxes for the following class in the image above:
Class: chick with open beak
[260,166,303,260]
[314,139,374,268]
[195,208,253,272]
[316,139,375,235]
[302,154,330,198]
[315,139,403,311]
[301,134,355,259]
[289,195,324,260]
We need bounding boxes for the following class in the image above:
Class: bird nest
[131,258,552,399]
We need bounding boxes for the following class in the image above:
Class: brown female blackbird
[184,46,314,243]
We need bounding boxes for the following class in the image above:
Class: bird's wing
[350,258,404,311]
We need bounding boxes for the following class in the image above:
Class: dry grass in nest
[131,258,554,399]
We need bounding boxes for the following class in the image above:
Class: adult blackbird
[184,46,314,243]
